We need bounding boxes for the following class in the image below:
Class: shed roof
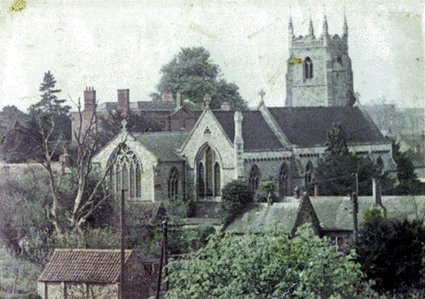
[38,249,133,283]
[225,200,301,234]
[310,195,425,231]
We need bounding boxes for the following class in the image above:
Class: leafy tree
[0,169,51,257]
[355,217,425,293]
[0,247,41,298]
[315,123,382,195]
[155,47,247,110]
[165,225,375,298]
[391,141,423,195]
[220,180,253,225]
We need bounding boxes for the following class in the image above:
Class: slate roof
[133,131,188,161]
[212,111,284,151]
[268,106,386,147]
[39,249,132,283]
[97,100,202,112]
[225,200,301,234]
[310,195,425,231]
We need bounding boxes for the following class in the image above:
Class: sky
[0,0,423,111]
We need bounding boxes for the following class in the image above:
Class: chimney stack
[176,92,183,109]
[117,89,130,117]
[84,87,96,111]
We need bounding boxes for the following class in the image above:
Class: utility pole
[163,220,169,292]
[354,172,359,196]
[119,189,126,299]
[156,221,166,299]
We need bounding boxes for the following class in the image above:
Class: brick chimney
[220,101,231,111]
[83,87,96,111]
[117,89,130,117]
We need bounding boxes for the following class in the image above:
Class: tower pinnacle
[343,13,348,37]
[322,14,328,36]
[308,16,315,38]
[288,11,294,37]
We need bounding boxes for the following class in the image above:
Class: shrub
[220,180,253,225]
[254,180,278,202]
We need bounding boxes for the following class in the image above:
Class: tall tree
[391,140,423,194]
[315,123,381,195]
[155,47,247,110]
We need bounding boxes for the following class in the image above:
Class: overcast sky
[0,0,423,111]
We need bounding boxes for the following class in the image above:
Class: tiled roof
[310,195,425,230]
[134,131,189,161]
[268,106,386,147]
[38,249,132,283]
[212,111,284,151]
[225,199,301,234]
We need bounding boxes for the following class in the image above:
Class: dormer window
[304,57,313,79]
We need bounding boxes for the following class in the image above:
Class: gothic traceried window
[304,57,313,79]
[249,165,261,192]
[279,163,289,198]
[304,160,314,188]
[168,168,179,200]
[107,144,142,199]
[196,145,221,198]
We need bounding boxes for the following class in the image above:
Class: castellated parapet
[286,15,355,107]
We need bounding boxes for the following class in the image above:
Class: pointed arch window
[196,145,222,198]
[249,165,261,192]
[107,144,142,199]
[279,163,289,198]
[168,168,179,200]
[304,57,313,79]
[304,161,314,188]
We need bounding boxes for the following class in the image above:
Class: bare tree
[30,97,126,234]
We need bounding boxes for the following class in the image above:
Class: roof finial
[308,9,315,38]
[258,89,266,103]
[121,119,127,133]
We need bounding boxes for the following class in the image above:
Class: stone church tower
[286,14,356,107]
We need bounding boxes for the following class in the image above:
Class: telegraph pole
[119,189,126,299]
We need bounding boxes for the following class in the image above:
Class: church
[92,15,396,203]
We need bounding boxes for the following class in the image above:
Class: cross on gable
[259,89,266,102]
[121,119,127,132]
